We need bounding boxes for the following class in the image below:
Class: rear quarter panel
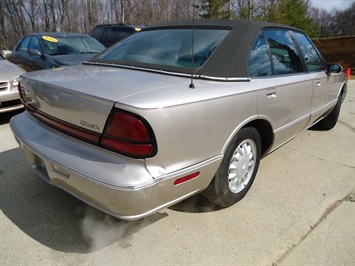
[116,80,258,178]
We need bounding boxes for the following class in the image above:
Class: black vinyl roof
[145,20,304,79]
[90,20,304,79]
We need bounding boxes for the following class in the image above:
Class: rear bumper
[0,100,23,113]
[10,112,220,220]
[0,90,23,113]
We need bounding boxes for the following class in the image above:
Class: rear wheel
[203,127,261,207]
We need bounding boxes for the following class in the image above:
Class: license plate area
[32,156,51,183]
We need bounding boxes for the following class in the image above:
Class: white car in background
[0,50,25,113]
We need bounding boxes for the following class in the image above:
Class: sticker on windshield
[42,36,58,42]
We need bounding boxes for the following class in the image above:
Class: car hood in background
[0,59,25,80]
[52,53,99,66]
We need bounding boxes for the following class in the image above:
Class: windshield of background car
[97,28,229,68]
[42,36,105,55]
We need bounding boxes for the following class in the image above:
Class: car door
[25,36,48,71]
[249,29,313,149]
[10,36,31,71]
[11,36,47,72]
[291,32,342,126]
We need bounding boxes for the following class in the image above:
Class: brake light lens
[100,109,157,158]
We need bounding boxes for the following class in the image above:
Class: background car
[2,33,105,72]
[10,20,347,220]
[0,50,25,113]
[89,23,142,47]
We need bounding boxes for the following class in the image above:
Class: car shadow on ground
[0,147,167,253]
[0,109,24,125]
[309,119,354,133]
[169,193,224,213]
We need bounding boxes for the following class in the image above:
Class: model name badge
[80,120,100,131]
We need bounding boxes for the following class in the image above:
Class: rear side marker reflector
[174,172,200,186]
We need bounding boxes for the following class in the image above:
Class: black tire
[317,93,342,130]
[203,127,261,207]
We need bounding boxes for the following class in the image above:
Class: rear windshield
[96,29,229,68]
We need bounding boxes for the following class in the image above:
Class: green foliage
[259,0,319,37]
[278,0,319,37]
[199,0,319,37]
[200,0,232,19]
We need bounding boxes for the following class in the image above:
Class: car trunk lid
[19,64,186,134]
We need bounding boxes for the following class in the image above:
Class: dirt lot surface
[313,36,355,73]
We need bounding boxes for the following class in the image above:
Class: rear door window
[264,30,304,75]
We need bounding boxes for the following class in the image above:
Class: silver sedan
[10,20,347,220]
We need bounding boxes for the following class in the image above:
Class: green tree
[199,0,232,19]
[236,0,256,20]
[259,0,319,37]
[278,0,318,37]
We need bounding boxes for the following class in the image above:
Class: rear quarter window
[248,32,272,77]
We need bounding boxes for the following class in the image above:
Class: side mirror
[327,63,342,74]
[1,50,13,59]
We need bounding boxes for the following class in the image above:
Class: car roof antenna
[189,1,199,89]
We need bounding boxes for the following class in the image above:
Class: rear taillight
[100,109,157,158]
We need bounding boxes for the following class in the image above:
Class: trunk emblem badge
[80,120,100,131]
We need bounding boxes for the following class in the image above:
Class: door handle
[266,88,277,100]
